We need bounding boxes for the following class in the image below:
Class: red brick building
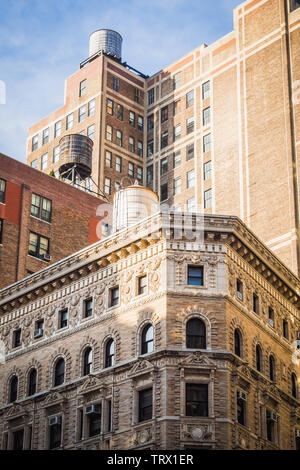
[0,153,107,290]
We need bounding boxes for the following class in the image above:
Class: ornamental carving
[182,423,214,441]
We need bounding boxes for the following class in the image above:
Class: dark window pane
[28,369,37,396]
[186,384,208,417]
[186,319,206,349]
[139,388,153,422]
[141,324,154,354]
[188,266,203,286]
[54,358,65,386]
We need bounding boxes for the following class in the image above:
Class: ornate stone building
[0,200,299,450]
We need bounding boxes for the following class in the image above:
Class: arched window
[256,345,262,372]
[9,376,18,403]
[234,329,242,357]
[291,373,297,398]
[269,355,275,382]
[186,319,206,349]
[83,348,93,376]
[28,368,37,396]
[141,324,154,354]
[105,339,115,368]
[54,358,65,387]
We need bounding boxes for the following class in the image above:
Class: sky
[0,0,241,163]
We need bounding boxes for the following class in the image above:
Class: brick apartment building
[25,0,300,278]
[0,153,106,290]
[0,183,299,450]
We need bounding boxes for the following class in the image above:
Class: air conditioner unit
[34,328,43,338]
[269,319,275,328]
[296,430,300,438]
[237,291,243,301]
[85,405,101,415]
[41,254,51,262]
[49,416,61,426]
[237,391,247,401]
[267,411,277,422]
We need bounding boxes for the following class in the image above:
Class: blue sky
[0,0,241,163]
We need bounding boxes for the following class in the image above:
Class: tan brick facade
[0,213,299,450]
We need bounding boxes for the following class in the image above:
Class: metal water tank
[59,134,93,180]
[113,184,159,232]
[89,29,122,59]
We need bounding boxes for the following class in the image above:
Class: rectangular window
[147,165,153,184]
[147,140,153,158]
[106,124,113,141]
[104,178,111,195]
[188,265,203,286]
[0,178,6,204]
[110,287,119,307]
[35,319,44,338]
[105,151,112,168]
[106,98,114,115]
[204,188,212,209]
[174,178,181,195]
[88,408,102,437]
[203,133,211,153]
[237,391,247,426]
[173,72,181,90]
[137,141,143,157]
[160,183,168,201]
[186,384,208,417]
[116,104,123,121]
[112,76,119,91]
[236,279,243,301]
[161,130,168,149]
[268,307,275,328]
[78,105,86,122]
[173,151,181,168]
[173,99,181,115]
[187,197,195,213]
[138,275,147,295]
[266,410,277,443]
[59,309,68,329]
[115,181,121,192]
[28,232,50,259]
[203,161,212,180]
[187,169,195,188]
[13,328,22,348]
[128,162,134,177]
[134,88,141,103]
[42,128,49,145]
[137,166,143,182]
[0,219,3,244]
[203,107,211,126]
[147,114,154,130]
[186,117,194,134]
[148,88,154,105]
[290,0,300,13]
[283,320,289,339]
[31,194,52,222]
[129,136,135,153]
[31,160,37,169]
[66,113,73,130]
[202,81,210,99]
[160,156,168,175]
[88,99,95,116]
[84,298,93,318]
[129,111,136,127]
[32,135,38,151]
[253,293,259,314]
[161,106,168,123]
[139,388,152,422]
[49,419,62,449]
[87,125,95,141]
[116,156,122,173]
[174,124,181,142]
[186,90,194,108]
[13,429,24,450]
[41,153,48,170]
[53,146,60,163]
[138,115,143,131]
[116,130,122,147]
[79,79,87,97]
[186,143,194,161]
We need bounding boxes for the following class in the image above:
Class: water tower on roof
[89,29,122,59]
[59,134,93,181]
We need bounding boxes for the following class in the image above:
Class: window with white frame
[204,188,212,208]
[53,146,60,163]
[88,99,95,116]
[202,81,210,99]
[104,178,111,195]
[187,169,195,188]
[66,113,73,130]
[78,105,86,122]
[42,128,49,145]
[41,153,48,170]
[203,160,212,180]
[54,120,62,138]
[87,125,95,141]
[174,177,181,195]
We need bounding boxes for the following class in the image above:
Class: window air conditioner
[267,412,277,422]
[49,416,61,426]
[41,254,51,262]
[85,405,101,415]
[237,391,247,401]
[34,328,44,338]
[296,430,300,438]
[297,332,300,341]
[237,291,243,301]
